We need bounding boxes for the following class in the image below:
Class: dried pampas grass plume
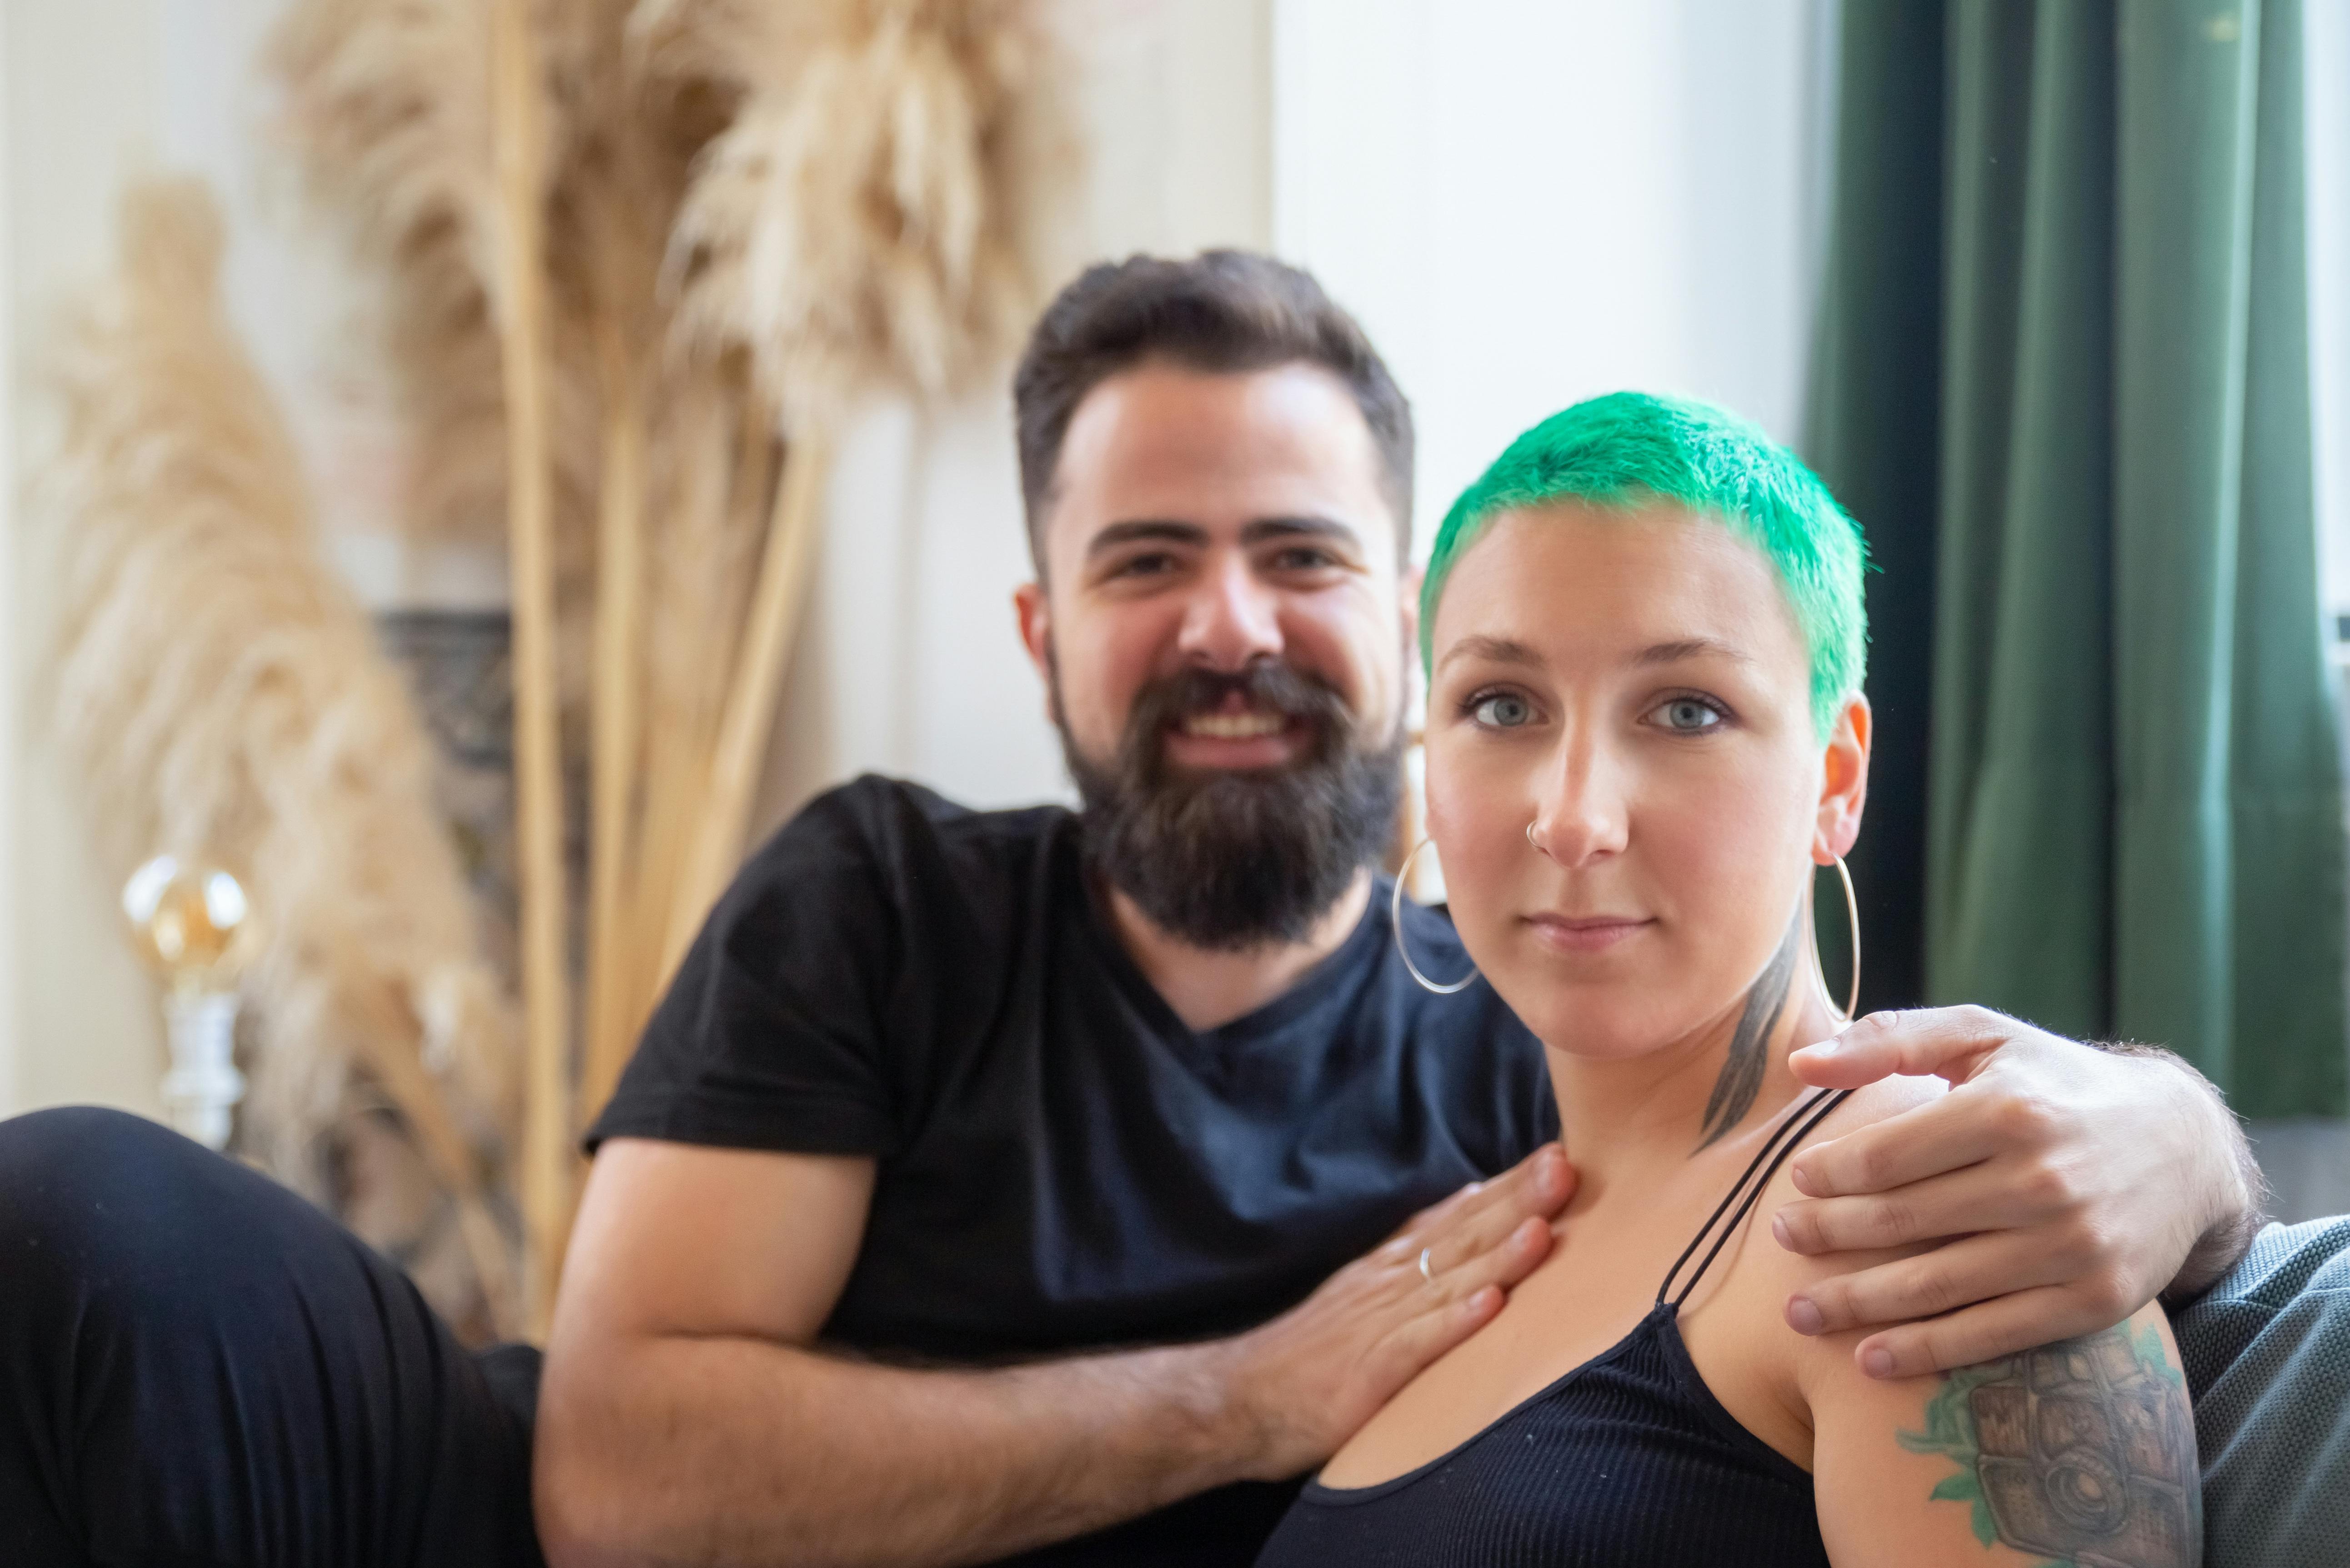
[46,177,519,1332]
[268,0,603,555]
[269,0,591,310]
[644,0,1074,429]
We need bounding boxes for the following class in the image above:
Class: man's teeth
[1182,711,1286,740]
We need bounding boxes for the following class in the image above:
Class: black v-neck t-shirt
[588,775,1557,1565]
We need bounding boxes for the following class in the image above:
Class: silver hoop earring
[1393,838,1478,995]
[1817,854,1861,1021]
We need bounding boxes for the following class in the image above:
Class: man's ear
[1013,581,1056,724]
[1813,694,1872,865]
[1400,563,1424,649]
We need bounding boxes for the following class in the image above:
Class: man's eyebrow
[1633,637,1752,667]
[1239,514,1362,548]
[1435,634,1543,674]
[1085,519,1209,558]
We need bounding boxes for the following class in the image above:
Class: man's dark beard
[1057,658,1404,952]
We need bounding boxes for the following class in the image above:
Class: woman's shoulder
[1741,1074,1948,1301]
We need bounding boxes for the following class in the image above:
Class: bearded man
[0,254,2272,1568]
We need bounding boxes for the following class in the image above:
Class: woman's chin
[1495,1002,1663,1061]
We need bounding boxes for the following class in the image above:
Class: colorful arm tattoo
[1901,1321,2200,1567]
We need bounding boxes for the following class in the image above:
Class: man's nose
[1176,554,1283,671]
[1527,729,1630,867]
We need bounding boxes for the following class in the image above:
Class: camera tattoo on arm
[1901,1321,2200,1567]
[1694,915,1800,1152]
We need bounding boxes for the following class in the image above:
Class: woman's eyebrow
[1632,636,1751,668]
[1435,634,1543,674]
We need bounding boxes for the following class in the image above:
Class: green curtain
[1809,0,2345,1116]
[1804,0,1948,1015]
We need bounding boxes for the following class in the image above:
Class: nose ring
[1526,820,1540,851]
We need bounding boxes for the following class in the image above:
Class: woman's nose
[1528,739,1630,866]
[1176,554,1283,671]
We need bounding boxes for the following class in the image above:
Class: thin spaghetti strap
[1655,1087,1838,1307]
[1656,1086,1856,1308]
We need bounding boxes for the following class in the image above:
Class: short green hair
[1419,391,1869,739]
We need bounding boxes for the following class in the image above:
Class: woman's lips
[1523,914,1654,954]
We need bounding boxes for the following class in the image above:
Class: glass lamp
[121,855,253,1149]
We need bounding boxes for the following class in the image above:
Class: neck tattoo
[1694,916,1801,1152]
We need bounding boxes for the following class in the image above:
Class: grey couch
[2178,1217,2350,1565]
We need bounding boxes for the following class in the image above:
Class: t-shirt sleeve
[586,782,905,1158]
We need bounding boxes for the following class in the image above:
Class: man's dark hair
[1012,251,1415,570]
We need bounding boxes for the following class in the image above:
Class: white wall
[1272,0,1834,539]
[4,0,174,1119]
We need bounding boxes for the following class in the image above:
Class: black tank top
[1254,1088,1855,1568]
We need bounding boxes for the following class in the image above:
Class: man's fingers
[1434,1215,1554,1298]
[1393,1144,1574,1271]
[1782,1091,2016,1201]
[1368,1284,1507,1390]
[1847,1285,2123,1380]
[1773,1162,2086,1256]
[1377,1220,1554,1386]
[1788,1005,2019,1090]
[1782,1230,2091,1339]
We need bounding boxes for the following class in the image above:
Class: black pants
[0,1107,543,1568]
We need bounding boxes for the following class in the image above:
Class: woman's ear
[1813,694,1872,864]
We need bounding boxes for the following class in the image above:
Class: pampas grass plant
[47,177,520,1334]
[75,0,1082,1312]
[637,0,1072,991]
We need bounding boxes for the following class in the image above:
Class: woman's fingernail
[1861,1347,1895,1378]
[1787,1297,1824,1335]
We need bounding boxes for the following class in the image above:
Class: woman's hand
[1769,1005,2257,1379]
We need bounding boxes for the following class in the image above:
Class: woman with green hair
[1256,393,2196,1566]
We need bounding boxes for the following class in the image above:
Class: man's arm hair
[536,1135,1572,1568]
[541,1318,1256,1568]
[2094,1041,2267,1306]
[536,1140,1260,1568]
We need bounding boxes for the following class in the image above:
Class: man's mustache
[1126,661,1351,747]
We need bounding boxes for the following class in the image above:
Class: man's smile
[1179,710,1285,740]
[1164,694,1309,769]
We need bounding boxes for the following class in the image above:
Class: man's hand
[1772,1005,2257,1380]
[1217,1141,1575,1478]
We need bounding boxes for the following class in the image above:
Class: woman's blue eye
[1472,694,1533,729]
[1658,698,1722,732]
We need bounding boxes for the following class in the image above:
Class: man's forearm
[2098,1040,2268,1305]
[537,1330,1262,1568]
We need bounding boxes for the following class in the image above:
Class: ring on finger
[1418,1246,1435,1285]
